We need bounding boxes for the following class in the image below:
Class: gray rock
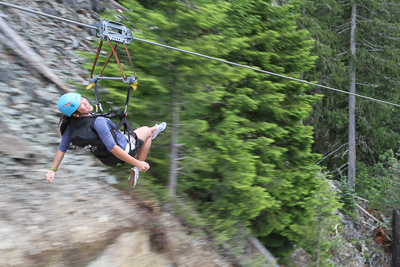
[3,107,22,116]
[42,8,61,16]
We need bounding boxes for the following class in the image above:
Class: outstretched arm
[46,149,65,182]
[110,145,150,172]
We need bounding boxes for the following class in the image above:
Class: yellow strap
[86,83,96,90]
[130,81,138,91]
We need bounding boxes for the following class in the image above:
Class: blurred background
[0,0,395,266]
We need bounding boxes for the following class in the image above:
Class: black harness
[69,113,140,166]
[69,116,122,167]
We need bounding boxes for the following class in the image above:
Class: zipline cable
[0,2,96,29]
[1,1,400,108]
[130,36,400,108]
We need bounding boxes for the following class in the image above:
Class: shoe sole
[128,168,138,188]
[152,122,167,140]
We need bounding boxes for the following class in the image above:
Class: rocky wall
[0,1,234,266]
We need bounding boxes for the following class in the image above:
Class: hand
[46,170,56,183]
[135,161,150,172]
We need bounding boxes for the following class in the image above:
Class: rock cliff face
[325,209,391,267]
[0,1,234,266]
[286,198,392,267]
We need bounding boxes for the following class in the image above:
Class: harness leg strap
[114,115,136,151]
[94,82,103,113]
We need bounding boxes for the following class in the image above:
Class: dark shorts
[126,131,144,157]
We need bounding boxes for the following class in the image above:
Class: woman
[45,92,166,188]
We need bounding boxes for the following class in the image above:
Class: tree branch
[356,204,390,230]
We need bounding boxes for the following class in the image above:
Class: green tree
[82,0,239,190]
[292,174,341,267]
[82,0,342,260]
[356,148,400,217]
[301,0,400,179]
[179,0,339,258]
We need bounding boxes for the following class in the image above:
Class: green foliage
[178,0,341,261]
[338,176,357,216]
[292,175,341,266]
[80,0,237,185]
[301,0,400,170]
[355,150,393,205]
[356,148,400,217]
[79,0,343,261]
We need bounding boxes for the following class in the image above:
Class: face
[75,98,93,115]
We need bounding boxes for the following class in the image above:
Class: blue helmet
[58,93,81,117]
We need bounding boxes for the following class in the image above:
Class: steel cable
[1,1,400,108]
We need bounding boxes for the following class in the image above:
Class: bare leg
[134,125,158,161]
[137,138,151,161]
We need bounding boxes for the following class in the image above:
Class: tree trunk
[316,219,322,267]
[348,0,357,188]
[393,208,400,266]
[245,236,279,267]
[168,83,179,198]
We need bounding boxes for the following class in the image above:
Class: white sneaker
[128,167,139,188]
[152,122,167,140]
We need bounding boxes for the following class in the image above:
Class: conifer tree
[85,0,240,196]
[179,0,339,257]
[85,0,342,259]
[301,0,400,182]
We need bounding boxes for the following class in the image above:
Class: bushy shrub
[355,149,400,216]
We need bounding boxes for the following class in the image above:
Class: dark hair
[59,115,71,136]
[58,110,83,136]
